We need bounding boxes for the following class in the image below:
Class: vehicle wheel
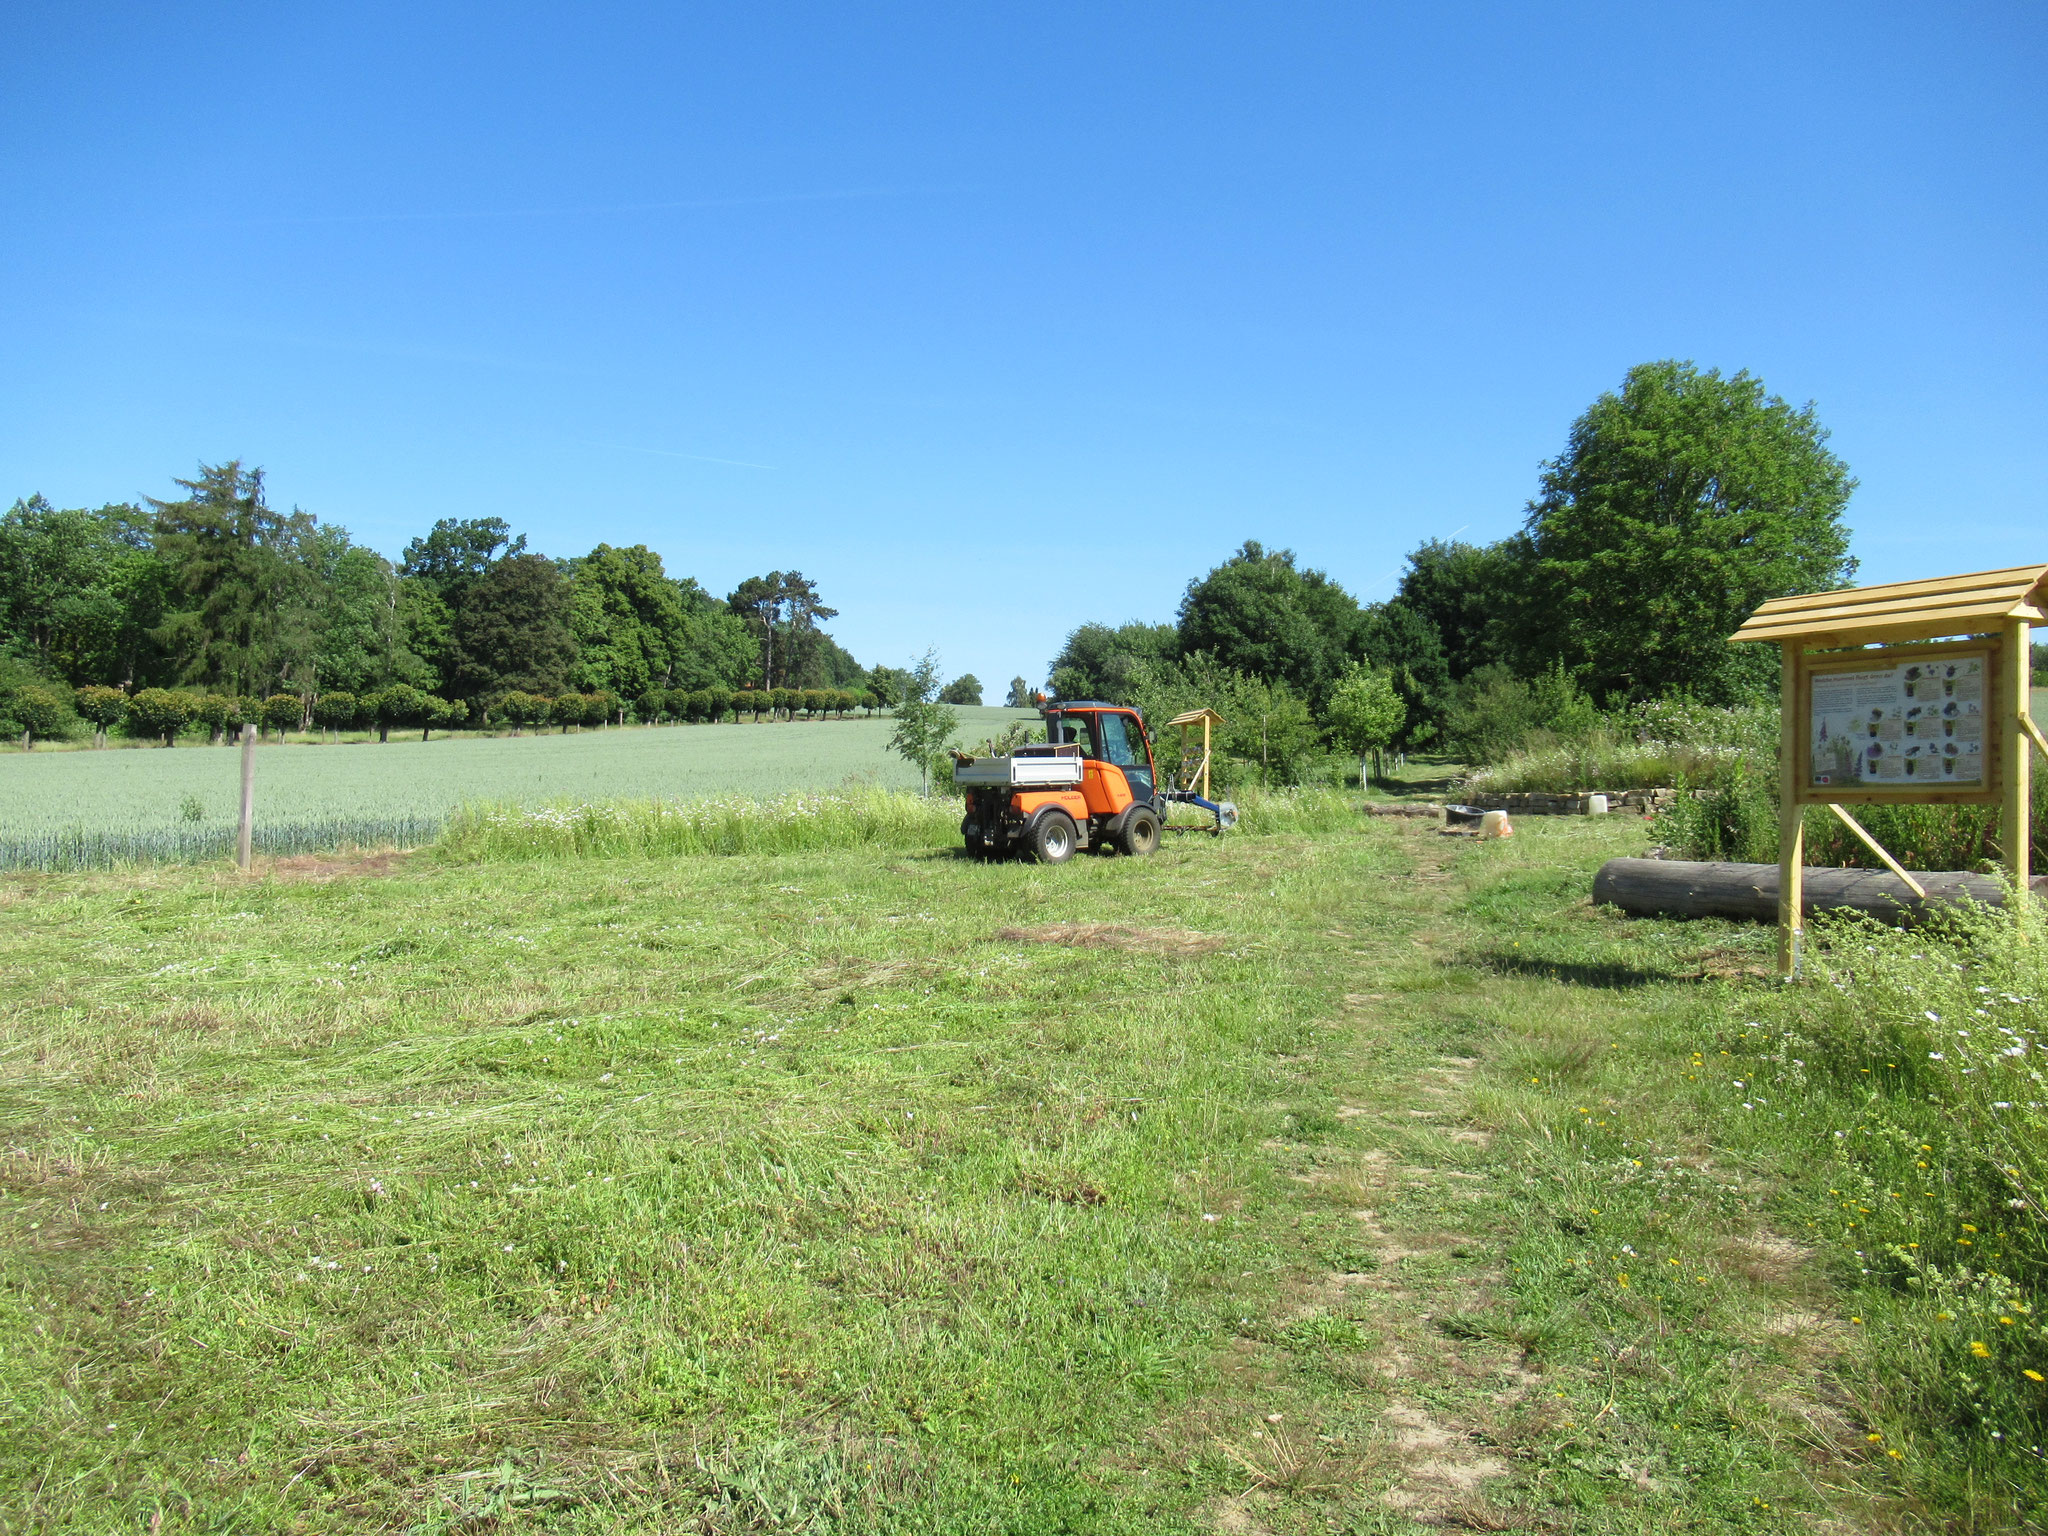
[1117,806,1161,857]
[1029,811,1078,864]
[964,832,988,860]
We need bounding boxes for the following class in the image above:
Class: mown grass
[4,807,2045,1531]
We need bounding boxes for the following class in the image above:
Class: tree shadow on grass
[1467,949,1692,991]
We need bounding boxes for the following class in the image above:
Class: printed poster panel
[1809,652,1986,789]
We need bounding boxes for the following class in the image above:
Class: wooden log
[1593,858,2048,927]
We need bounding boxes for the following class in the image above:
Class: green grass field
[7,806,2041,1531]
[0,708,1035,868]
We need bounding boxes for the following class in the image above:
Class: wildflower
[1971,1341,1991,1358]
[2026,1370,2045,1383]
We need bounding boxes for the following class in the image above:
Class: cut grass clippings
[3,808,2042,1530]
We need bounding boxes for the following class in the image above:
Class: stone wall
[1461,787,1702,816]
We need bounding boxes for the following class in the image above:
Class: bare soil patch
[257,850,415,882]
[994,922,1227,955]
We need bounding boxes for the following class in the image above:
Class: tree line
[1049,360,1860,782]
[0,461,919,743]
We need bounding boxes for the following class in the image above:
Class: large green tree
[0,496,175,687]
[1510,360,1857,702]
[1357,599,1449,749]
[1392,539,1515,682]
[315,540,432,695]
[727,571,841,689]
[1047,621,1178,702]
[450,553,577,699]
[567,543,689,701]
[150,462,323,698]
[1176,543,1362,706]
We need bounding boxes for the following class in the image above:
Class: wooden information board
[1801,639,2001,802]
[1733,563,2046,977]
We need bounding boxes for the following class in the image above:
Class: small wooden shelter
[1731,563,2048,976]
[1164,707,1225,801]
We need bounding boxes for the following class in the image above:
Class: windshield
[1095,712,1145,767]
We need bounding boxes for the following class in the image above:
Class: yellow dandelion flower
[1971,1341,1991,1358]
[2025,1370,2045,1383]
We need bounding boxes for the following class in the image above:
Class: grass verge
[3,808,2043,1530]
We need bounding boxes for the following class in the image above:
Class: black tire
[1028,811,1078,865]
[1116,806,1161,857]
[964,832,988,860]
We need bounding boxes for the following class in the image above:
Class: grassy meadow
[0,708,1035,870]
[5,799,2044,1531]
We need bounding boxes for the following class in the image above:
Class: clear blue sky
[3,3,2042,692]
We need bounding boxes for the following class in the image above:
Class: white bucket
[1585,794,1609,816]
[1479,809,1513,838]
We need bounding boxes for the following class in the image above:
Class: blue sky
[3,3,2042,691]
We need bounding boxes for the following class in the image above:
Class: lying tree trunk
[1593,858,2047,928]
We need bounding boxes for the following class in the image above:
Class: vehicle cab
[958,701,1165,862]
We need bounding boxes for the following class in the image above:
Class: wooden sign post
[1732,564,2047,977]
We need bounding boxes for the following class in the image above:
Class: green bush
[1659,749,2048,870]
[73,684,126,741]
[125,687,194,746]
[4,684,76,748]
[1444,663,1599,766]
[312,691,360,733]
[260,693,304,738]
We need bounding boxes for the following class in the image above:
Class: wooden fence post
[2006,618,2033,893]
[1776,641,1804,978]
[237,722,256,873]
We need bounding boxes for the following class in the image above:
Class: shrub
[492,691,545,733]
[634,689,667,724]
[6,684,75,748]
[800,688,827,719]
[312,691,360,733]
[1658,748,2047,870]
[177,693,224,744]
[1443,663,1599,766]
[260,693,304,739]
[367,684,434,742]
[703,687,731,723]
[74,685,127,742]
[126,688,194,746]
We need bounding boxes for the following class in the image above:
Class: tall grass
[1751,898,2048,1499]
[0,814,445,872]
[1462,699,1777,795]
[435,786,1369,862]
[1660,753,2048,870]
[436,790,960,861]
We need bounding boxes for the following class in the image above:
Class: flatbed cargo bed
[952,746,1085,789]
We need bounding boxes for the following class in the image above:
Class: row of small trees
[5,679,892,748]
[633,686,879,725]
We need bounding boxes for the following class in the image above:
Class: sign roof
[1731,563,2048,646]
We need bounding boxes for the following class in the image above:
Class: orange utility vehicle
[955,701,1235,863]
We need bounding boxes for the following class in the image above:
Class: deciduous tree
[1509,360,1857,703]
[887,650,959,795]
[1325,665,1406,787]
